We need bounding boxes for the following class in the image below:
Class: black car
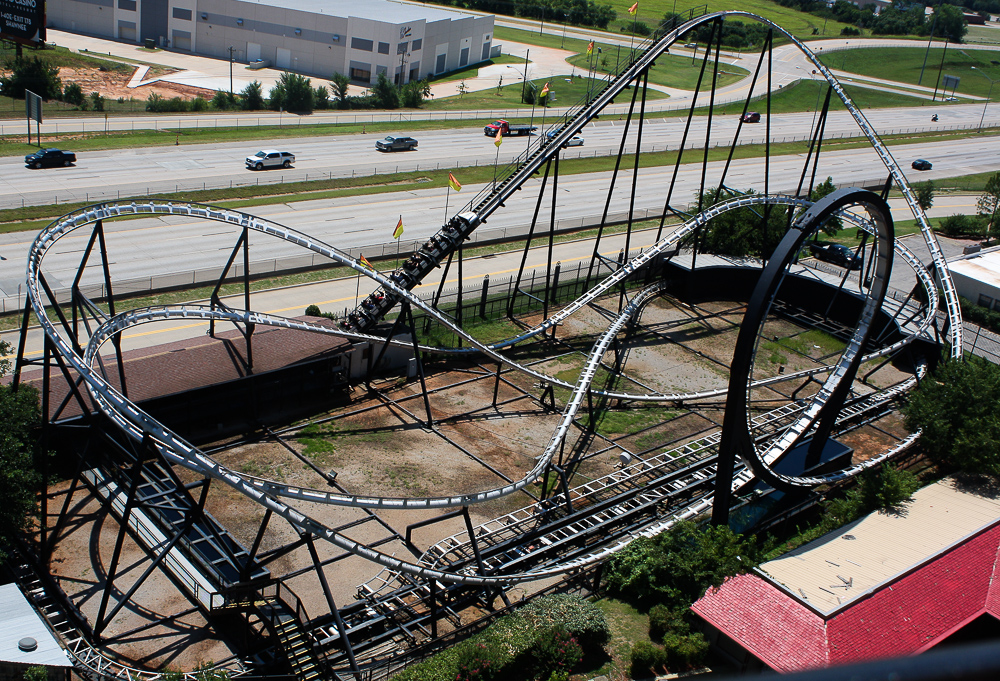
[809,242,862,270]
[376,135,418,152]
[912,159,932,171]
[25,148,76,169]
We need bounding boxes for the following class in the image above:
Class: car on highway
[246,150,295,170]
[911,159,932,171]
[376,135,418,152]
[25,148,76,169]
[809,241,862,270]
[545,130,584,147]
[740,111,761,123]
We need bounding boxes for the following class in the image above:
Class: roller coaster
[12,9,963,681]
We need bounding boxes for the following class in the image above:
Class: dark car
[25,148,76,169]
[545,129,584,147]
[376,135,418,152]
[911,159,932,171]
[809,242,862,270]
[740,111,761,123]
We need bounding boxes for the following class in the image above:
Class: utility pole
[228,46,235,94]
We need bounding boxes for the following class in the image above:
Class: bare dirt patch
[57,66,216,102]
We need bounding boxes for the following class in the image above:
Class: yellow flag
[393,216,404,239]
[587,41,594,55]
[628,2,638,15]
[359,254,374,270]
[494,126,503,147]
[448,173,462,191]
[540,82,550,97]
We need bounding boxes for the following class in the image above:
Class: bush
[305,305,322,317]
[959,296,1000,335]
[841,26,861,36]
[0,56,62,99]
[240,81,266,110]
[662,630,708,670]
[624,21,652,36]
[530,627,582,678]
[514,594,610,648]
[314,85,330,110]
[62,82,85,106]
[648,604,687,643]
[455,642,502,681]
[629,640,665,678]
[191,96,208,111]
[23,667,47,681]
[270,71,314,112]
[938,213,987,237]
[146,94,190,112]
[89,91,105,111]
[211,90,238,110]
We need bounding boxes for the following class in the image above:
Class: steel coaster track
[27,200,936,585]
[342,10,962,359]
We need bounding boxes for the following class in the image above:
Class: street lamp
[971,66,997,133]
[561,13,569,48]
[507,62,531,102]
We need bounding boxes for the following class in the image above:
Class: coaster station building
[47,0,496,84]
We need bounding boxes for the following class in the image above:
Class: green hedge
[959,296,1000,335]
[392,595,608,681]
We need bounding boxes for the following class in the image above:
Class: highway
[0,105,994,210]
[0,133,996,312]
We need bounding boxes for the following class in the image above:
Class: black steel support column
[306,536,361,680]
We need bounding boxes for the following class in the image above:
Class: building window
[350,66,371,82]
[411,38,422,51]
[378,42,389,55]
[118,0,137,11]
[397,41,408,55]
[351,37,374,52]
[171,7,191,20]
[980,294,995,309]
[435,53,446,73]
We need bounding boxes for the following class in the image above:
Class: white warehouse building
[46,0,496,85]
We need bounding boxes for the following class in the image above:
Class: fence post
[479,275,490,319]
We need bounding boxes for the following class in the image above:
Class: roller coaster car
[361,299,376,311]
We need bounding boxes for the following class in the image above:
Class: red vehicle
[483,119,537,137]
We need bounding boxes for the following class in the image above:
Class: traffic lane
[0,105,993,209]
[10,134,995,301]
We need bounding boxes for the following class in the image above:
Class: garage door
[172,30,191,51]
[276,48,291,70]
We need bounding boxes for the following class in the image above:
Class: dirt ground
[41,286,919,672]
[57,65,216,101]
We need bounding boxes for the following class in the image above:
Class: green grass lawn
[424,73,668,110]
[677,79,937,118]
[818,47,1000,100]
[964,25,1000,46]
[428,54,525,85]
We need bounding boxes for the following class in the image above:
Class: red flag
[393,216,404,239]
[587,41,594,55]
[494,125,503,147]
[448,172,462,192]
[628,2,638,16]
[359,254,374,270]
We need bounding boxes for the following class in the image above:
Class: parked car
[911,159,933,171]
[809,242,862,270]
[740,111,761,123]
[246,150,295,170]
[545,130,584,147]
[376,135,418,152]
[25,148,76,169]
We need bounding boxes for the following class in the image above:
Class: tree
[697,187,789,259]
[269,71,314,113]
[211,90,238,110]
[62,82,85,106]
[810,176,841,234]
[313,85,330,110]
[371,72,400,109]
[89,91,105,112]
[240,81,266,110]
[915,180,935,211]
[936,4,969,44]
[0,340,41,563]
[0,56,62,99]
[23,666,47,681]
[330,72,351,108]
[401,79,431,108]
[603,520,763,609]
[903,356,1000,479]
[977,172,1000,237]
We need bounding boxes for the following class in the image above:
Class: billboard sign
[0,0,46,46]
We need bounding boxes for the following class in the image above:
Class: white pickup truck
[246,149,295,170]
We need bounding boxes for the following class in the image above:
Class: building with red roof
[691,478,1000,673]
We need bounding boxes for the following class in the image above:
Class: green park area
[819,47,1000,100]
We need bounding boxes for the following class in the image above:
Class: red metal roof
[691,522,1000,672]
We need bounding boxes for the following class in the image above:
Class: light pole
[972,66,997,133]
[561,13,569,48]
[506,60,530,103]
[228,45,235,94]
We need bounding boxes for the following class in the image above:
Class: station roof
[256,0,476,24]
[0,583,70,667]
[948,247,1000,289]
[692,478,1000,671]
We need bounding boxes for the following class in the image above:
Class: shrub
[23,667,47,681]
[514,594,610,648]
[455,642,502,681]
[211,90,238,110]
[841,26,861,36]
[0,56,62,99]
[62,82,84,105]
[314,85,330,109]
[191,96,208,111]
[240,81,266,110]
[938,213,986,237]
[305,305,321,317]
[662,630,708,670]
[648,604,687,643]
[89,91,105,111]
[530,627,583,679]
[629,640,665,678]
[624,21,652,37]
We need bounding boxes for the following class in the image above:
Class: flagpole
[396,214,402,263]
[444,183,451,223]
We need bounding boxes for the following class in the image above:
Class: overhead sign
[0,0,46,46]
